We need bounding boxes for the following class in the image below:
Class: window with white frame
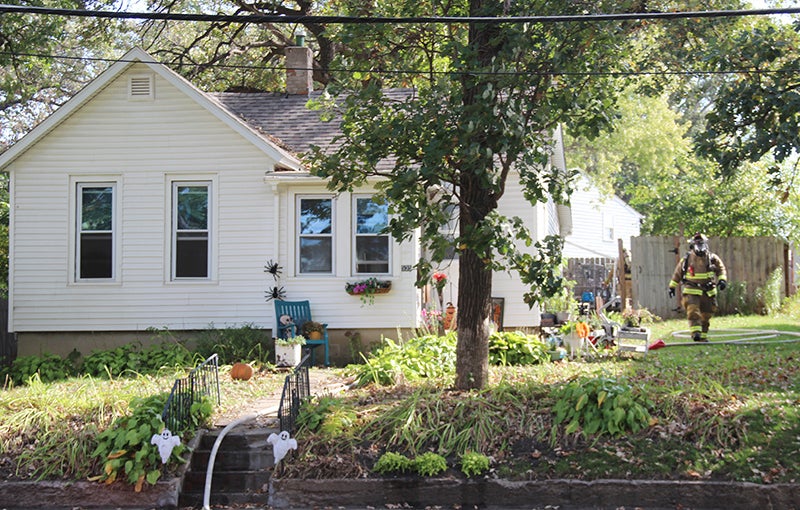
[298,196,333,274]
[602,212,615,242]
[77,183,115,280]
[172,182,210,279]
[354,195,390,274]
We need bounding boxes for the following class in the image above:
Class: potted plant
[274,335,306,367]
[540,279,578,325]
[301,321,325,340]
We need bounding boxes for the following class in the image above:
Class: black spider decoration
[266,286,287,302]
[264,259,282,280]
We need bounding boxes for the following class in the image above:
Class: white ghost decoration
[150,428,182,464]
[267,430,298,464]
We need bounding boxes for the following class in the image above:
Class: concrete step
[179,487,270,508]
[181,467,273,493]
[190,447,275,471]
[198,427,275,450]
[180,427,278,507]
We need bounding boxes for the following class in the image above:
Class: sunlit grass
[2,304,799,485]
[0,364,287,481]
[287,308,800,483]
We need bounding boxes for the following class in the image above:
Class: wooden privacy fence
[630,236,793,319]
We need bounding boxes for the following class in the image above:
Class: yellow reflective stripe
[708,288,718,296]
[719,274,727,281]
[683,288,704,296]
[686,272,714,280]
[690,325,702,332]
[670,281,679,288]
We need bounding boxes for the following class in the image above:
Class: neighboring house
[562,174,642,260]
[0,47,571,363]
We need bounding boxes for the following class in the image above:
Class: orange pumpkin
[231,362,254,381]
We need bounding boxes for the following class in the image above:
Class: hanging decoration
[264,259,282,280]
[266,286,287,302]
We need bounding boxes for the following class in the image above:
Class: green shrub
[718,280,755,315]
[459,451,490,477]
[488,331,550,366]
[91,392,211,489]
[552,375,652,441]
[373,451,414,474]
[82,343,146,378]
[347,333,457,387]
[5,352,78,385]
[297,396,357,436]
[141,341,201,373]
[414,452,448,476]
[760,267,784,316]
[195,323,271,364]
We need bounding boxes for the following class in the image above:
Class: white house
[1,47,577,363]
[562,174,642,259]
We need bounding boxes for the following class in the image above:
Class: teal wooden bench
[274,300,330,366]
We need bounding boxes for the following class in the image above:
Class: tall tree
[567,91,800,243]
[309,0,642,390]
[0,0,135,149]
[693,16,800,198]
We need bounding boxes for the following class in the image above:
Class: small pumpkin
[575,321,591,339]
[231,362,254,381]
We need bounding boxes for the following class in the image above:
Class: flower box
[345,278,392,304]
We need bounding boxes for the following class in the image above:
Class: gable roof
[0,47,302,171]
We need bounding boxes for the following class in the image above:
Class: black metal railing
[162,354,220,433]
[278,353,312,433]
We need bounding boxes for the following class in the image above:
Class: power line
[3,51,800,79]
[1,3,799,24]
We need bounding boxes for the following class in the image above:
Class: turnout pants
[682,293,717,341]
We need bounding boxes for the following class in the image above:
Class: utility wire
[1,3,799,24]
[3,51,800,78]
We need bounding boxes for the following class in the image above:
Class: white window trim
[352,194,391,276]
[602,212,615,242]
[168,178,217,282]
[296,194,335,276]
[69,177,121,284]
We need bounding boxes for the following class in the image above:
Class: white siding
[563,175,642,259]
[8,64,419,334]
[444,168,548,330]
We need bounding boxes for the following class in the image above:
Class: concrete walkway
[212,367,350,430]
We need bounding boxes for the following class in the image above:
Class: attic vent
[128,74,154,100]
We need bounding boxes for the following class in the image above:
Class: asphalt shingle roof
[212,89,416,162]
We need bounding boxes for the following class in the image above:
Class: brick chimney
[285,36,313,95]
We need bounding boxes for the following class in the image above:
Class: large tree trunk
[455,246,492,390]
[452,0,502,391]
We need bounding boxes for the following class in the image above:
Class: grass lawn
[0,312,798,487]
[286,314,800,484]
[0,364,286,481]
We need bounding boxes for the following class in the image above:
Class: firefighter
[668,233,727,342]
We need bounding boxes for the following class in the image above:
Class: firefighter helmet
[689,233,709,256]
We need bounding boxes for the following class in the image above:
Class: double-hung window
[298,196,333,274]
[77,183,115,280]
[172,182,210,279]
[354,195,389,274]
